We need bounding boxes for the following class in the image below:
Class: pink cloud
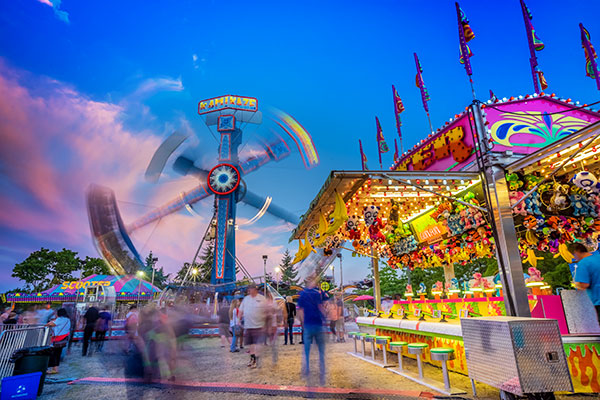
[0,59,296,281]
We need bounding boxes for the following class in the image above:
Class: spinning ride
[87,95,318,286]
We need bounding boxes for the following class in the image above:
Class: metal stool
[348,332,360,353]
[389,341,408,371]
[357,333,368,356]
[364,334,377,360]
[407,342,429,379]
[430,347,455,393]
[375,336,392,366]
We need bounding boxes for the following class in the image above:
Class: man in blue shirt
[570,243,600,323]
[297,273,327,385]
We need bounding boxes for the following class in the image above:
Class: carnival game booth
[290,95,600,394]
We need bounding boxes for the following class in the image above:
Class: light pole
[136,270,144,306]
[149,256,158,295]
[274,266,281,292]
[330,264,335,287]
[262,255,268,296]
[337,253,343,296]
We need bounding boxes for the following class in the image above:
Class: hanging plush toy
[345,215,361,240]
[509,191,527,216]
[524,174,542,190]
[388,199,400,227]
[431,202,453,221]
[572,171,600,194]
[364,205,385,242]
[506,173,524,191]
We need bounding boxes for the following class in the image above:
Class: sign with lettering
[198,95,258,115]
[410,210,447,243]
[60,281,112,290]
[393,97,600,172]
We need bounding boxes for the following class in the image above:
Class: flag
[522,1,544,51]
[359,139,368,170]
[536,69,548,90]
[581,23,600,87]
[376,116,388,169]
[456,2,474,74]
[392,84,404,140]
[394,139,399,164]
[414,53,430,112]
[489,89,497,101]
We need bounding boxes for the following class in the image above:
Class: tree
[141,251,170,289]
[12,248,80,292]
[378,265,405,297]
[278,249,298,295]
[81,256,110,278]
[172,242,214,285]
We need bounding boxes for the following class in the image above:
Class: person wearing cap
[239,284,266,368]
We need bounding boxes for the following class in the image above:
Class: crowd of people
[0,278,348,386]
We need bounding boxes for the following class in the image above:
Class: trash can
[10,346,53,396]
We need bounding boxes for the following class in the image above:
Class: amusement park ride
[87,95,319,289]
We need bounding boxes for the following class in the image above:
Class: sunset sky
[1,0,599,291]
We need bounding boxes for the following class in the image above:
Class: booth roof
[290,170,481,241]
[43,274,160,295]
[507,120,600,176]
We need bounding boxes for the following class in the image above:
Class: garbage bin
[10,346,53,395]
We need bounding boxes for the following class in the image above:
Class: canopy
[6,274,161,303]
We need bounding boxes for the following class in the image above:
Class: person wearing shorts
[239,284,265,368]
[217,304,231,348]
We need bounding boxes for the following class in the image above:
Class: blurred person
[218,303,231,348]
[22,305,38,325]
[137,305,177,381]
[336,295,346,342]
[570,243,600,322]
[284,296,296,345]
[229,299,241,353]
[4,312,17,325]
[297,274,327,385]
[95,307,112,352]
[1,305,14,323]
[46,308,71,374]
[264,292,282,364]
[82,304,99,356]
[239,284,265,368]
[125,305,139,352]
[37,302,55,324]
[326,299,338,342]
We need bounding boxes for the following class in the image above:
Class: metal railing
[0,325,51,380]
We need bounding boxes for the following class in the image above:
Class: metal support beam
[371,246,381,311]
[470,103,530,317]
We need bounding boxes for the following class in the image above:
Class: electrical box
[461,316,573,395]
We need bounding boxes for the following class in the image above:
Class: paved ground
[39,332,597,400]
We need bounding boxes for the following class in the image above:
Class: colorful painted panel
[565,342,600,393]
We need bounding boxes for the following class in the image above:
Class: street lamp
[136,270,144,306]
[337,253,344,338]
[262,255,268,296]
[149,257,158,293]
[274,266,281,292]
[330,264,335,287]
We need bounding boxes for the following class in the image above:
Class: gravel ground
[37,325,598,400]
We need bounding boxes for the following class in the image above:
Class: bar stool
[407,342,429,379]
[348,332,359,353]
[430,347,455,393]
[364,334,377,360]
[389,341,408,371]
[356,332,368,356]
[375,336,392,366]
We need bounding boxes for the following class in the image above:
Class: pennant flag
[456,3,475,72]
[523,1,544,51]
[489,89,497,101]
[414,53,431,112]
[376,116,388,169]
[393,139,399,164]
[580,23,600,89]
[536,69,548,90]
[392,84,404,144]
[359,139,368,170]
[520,0,546,93]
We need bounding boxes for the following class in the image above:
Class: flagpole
[520,0,540,94]
[426,112,434,135]
[456,2,476,100]
[580,23,600,91]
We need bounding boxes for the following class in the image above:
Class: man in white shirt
[239,284,265,368]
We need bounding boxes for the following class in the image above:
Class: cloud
[0,59,293,286]
[35,0,69,24]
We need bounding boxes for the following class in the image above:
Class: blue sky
[1,0,599,291]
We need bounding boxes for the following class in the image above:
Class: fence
[0,325,50,380]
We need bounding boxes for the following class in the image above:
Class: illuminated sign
[198,95,258,115]
[60,281,112,290]
[410,210,447,243]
